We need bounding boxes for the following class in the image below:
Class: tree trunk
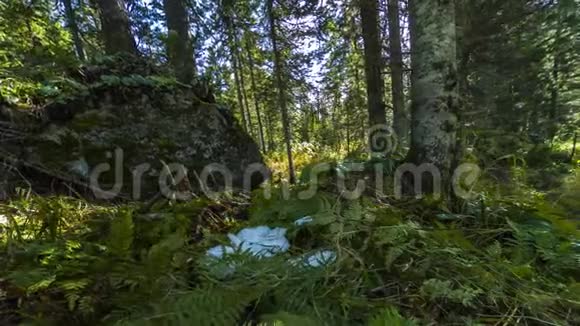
[359,0,387,153]
[62,0,86,61]
[94,0,137,55]
[332,92,341,151]
[453,0,468,208]
[245,37,267,152]
[351,34,367,146]
[163,0,196,83]
[570,132,578,163]
[387,0,406,144]
[300,104,311,143]
[268,0,296,184]
[265,108,275,152]
[548,9,563,142]
[235,37,254,136]
[346,102,351,153]
[406,0,459,197]
[231,48,248,133]
[224,16,248,133]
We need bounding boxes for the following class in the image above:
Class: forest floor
[0,150,579,325]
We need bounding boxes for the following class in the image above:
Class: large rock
[1,55,268,200]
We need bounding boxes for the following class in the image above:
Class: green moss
[70,110,117,132]
[155,137,179,152]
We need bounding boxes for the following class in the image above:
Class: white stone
[303,250,336,267]
[294,216,313,226]
[206,245,235,259]
[227,226,289,258]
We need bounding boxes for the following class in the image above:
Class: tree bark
[548,7,563,142]
[387,0,406,144]
[406,0,459,197]
[235,36,254,136]
[570,132,577,163]
[268,0,296,184]
[62,0,86,61]
[350,31,368,146]
[94,0,137,55]
[265,108,275,152]
[245,37,267,152]
[224,15,248,133]
[359,0,387,153]
[231,47,248,133]
[163,0,196,83]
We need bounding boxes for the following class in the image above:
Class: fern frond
[260,311,319,326]
[367,307,417,326]
[108,208,134,258]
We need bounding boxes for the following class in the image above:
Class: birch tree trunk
[406,0,459,197]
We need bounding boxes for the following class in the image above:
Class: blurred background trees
[1,0,579,182]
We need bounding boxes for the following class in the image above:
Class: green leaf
[100,75,121,86]
[367,307,417,326]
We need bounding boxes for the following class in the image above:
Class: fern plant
[367,307,417,326]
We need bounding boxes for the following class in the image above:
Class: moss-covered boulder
[1,55,267,200]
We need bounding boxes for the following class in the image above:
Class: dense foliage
[0,0,579,325]
[1,166,579,324]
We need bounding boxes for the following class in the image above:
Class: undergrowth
[0,169,579,325]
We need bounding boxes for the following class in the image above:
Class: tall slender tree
[62,0,85,61]
[387,0,406,143]
[245,35,267,152]
[235,34,254,136]
[359,0,387,152]
[268,0,296,184]
[222,12,249,132]
[94,0,137,55]
[163,0,196,82]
